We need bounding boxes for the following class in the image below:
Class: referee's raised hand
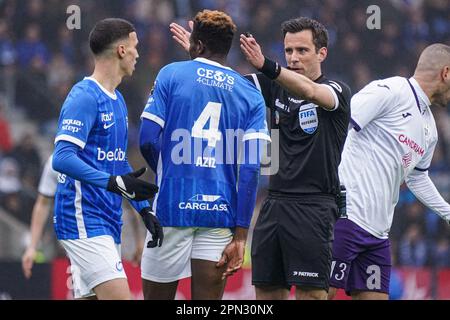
[240,33,265,70]
[169,21,193,52]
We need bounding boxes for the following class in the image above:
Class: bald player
[328,43,450,300]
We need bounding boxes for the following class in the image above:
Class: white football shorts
[141,227,233,283]
[60,235,127,299]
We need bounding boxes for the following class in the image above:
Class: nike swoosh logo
[117,186,135,199]
[104,122,115,129]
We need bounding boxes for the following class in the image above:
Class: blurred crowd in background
[0,0,450,268]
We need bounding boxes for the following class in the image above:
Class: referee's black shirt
[246,73,351,196]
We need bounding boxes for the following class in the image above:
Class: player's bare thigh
[142,279,178,300]
[191,259,227,300]
[328,287,338,300]
[351,290,388,300]
[328,287,389,300]
[141,259,228,300]
[255,285,290,300]
[93,278,131,300]
[256,285,328,300]
[296,286,327,300]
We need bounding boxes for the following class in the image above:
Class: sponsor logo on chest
[398,134,424,156]
[196,68,235,92]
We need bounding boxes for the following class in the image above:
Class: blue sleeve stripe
[242,132,271,142]
[414,167,429,172]
[55,134,86,149]
[350,118,362,132]
[141,112,165,128]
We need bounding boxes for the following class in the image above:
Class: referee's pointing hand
[240,34,265,70]
[169,21,193,52]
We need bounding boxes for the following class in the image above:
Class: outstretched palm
[169,21,193,52]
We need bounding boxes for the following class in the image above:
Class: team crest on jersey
[298,103,318,134]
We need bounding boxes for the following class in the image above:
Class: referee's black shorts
[251,193,338,290]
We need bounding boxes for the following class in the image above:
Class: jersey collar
[314,74,324,83]
[194,57,232,70]
[409,77,431,112]
[84,76,118,100]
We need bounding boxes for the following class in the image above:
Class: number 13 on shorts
[331,260,347,280]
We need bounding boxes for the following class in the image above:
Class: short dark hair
[191,10,237,56]
[281,17,328,51]
[89,18,136,56]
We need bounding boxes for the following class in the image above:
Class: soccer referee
[240,17,351,300]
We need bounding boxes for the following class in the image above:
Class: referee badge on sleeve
[299,103,318,134]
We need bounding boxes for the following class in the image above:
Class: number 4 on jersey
[192,102,222,148]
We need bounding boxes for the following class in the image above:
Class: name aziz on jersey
[196,156,216,168]
[196,67,235,92]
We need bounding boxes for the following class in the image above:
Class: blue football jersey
[53,77,130,243]
[142,58,270,228]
